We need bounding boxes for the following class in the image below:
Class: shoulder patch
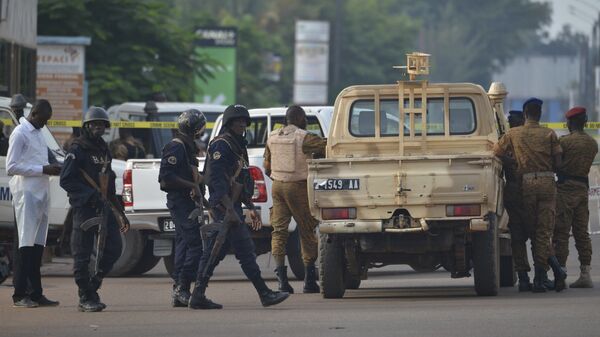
[212,151,221,160]
[167,156,177,165]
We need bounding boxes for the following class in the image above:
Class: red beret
[565,106,586,119]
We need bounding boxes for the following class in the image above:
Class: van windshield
[349,97,476,137]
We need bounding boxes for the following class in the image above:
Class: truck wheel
[163,254,175,279]
[344,273,361,289]
[320,234,346,298]
[499,255,516,287]
[129,239,161,275]
[287,229,305,280]
[0,251,9,285]
[471,213,500,296]
[106,230,145,276]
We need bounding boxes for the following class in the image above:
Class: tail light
[446,204,480,217]
[322,207,357,220]
[122,169,133,208]
[248,166,267,203]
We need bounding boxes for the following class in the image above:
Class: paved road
[1,238,599,337]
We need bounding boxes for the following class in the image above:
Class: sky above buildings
[539,0,599,37]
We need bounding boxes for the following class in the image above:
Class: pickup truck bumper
[319,217,490,234]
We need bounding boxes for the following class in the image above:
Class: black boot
[172,281,192,307]
[188,278,222,310]
[259,289,290,307]
[303,264,320,293]
[89,276,107,310]
[517,271,532,292]
[78,288,103,312]
[548,256,567,292]
[532,267,548,293]
[275,266,294,294]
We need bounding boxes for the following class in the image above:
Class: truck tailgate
[308,154,502,220]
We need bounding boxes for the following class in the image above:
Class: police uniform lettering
[60,142,116,208]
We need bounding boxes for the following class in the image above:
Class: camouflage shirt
[559,131,598,178]
[494,120,562,174]
[264,132,326,173]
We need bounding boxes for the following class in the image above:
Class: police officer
[494,98,566,292]
[501,110,534,291]
[60,107,130,312]
[263,105,326,293]
[554,106,598,288]
[158,109,206,307]
[188,104,289,309]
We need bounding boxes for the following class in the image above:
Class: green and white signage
[194,27,237,105]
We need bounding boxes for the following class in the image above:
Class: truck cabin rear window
[349,98,476,137]
[246,116,323,149]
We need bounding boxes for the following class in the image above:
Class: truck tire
[499,255,516,287]
[107,230,145,276]
[286,229,305,280]
[344,273,361,289]
[471,214,500,296]
[320,234,346,298]
[163,254,175,279]
[128,239,161,275]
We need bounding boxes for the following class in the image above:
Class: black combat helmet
[177,109,207,136]
[83,106,110,128]
[222,104,251,127]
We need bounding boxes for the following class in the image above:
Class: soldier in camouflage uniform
[494,98,567,292]
[502,110,534,291]
[264,105,326,294]
[554,106,597,288]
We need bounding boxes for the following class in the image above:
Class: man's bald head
[286,105,307,129]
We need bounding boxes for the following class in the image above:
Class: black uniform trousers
[195,204,266,292]
[167,193,203,285]
[70,206,122,288]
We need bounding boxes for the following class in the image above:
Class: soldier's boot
[172,281,192,307]
[274,266,294,294]
[188,278,222,310]
[251,275,290,307]
[89,276,107,310]
[77,288,103,312]
[532,267,548,293]
[517,271,532,292]
[570,265,594,288]
[303,264,320,294]
[548,256,567,292]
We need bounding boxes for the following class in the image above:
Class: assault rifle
[187,164,209,221]
[79,168,129,276]
[199,178,243,279]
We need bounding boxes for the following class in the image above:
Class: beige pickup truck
[309,53,514,298]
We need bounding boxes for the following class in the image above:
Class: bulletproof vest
[267,125,309,182]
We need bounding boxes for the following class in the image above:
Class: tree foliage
[39,0,553,107]
[38,0,219,107]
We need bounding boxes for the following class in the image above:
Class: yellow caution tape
[0,119,215,129]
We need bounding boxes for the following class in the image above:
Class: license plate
[160,218,176,232]
[314,178,360,191]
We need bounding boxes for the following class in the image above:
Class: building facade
[0,0,37,100]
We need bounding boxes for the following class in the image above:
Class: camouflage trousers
[504,181,533,272]
[554,180,592,266]
[521,176,556,271]
[270,180,319,266]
